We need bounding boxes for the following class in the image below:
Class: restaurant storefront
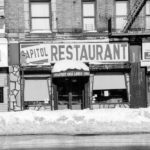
[20,40,130,110]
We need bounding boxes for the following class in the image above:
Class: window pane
[32,18,50,30]
[146,16,150,29]
[83,18,95,31]
[146,1,150,15]
[116,17,127,30]
[83,3,94,16]
[31,3,49,17]
[116,1,127,16]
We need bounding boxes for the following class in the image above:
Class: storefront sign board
[53,71,90,77]
[20,42,129,66]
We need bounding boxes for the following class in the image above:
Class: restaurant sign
[53,71,90,77]
[20,42,128,66]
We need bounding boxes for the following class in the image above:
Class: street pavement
[0,133,150,150]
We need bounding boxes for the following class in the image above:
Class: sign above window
[53,71,90,78]
[20,42,129,66]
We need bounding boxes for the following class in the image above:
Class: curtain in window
[24,79,49,101]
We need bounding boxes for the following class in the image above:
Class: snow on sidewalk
[0,108,150,135]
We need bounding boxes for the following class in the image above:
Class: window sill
[30,30,52,34]
[83,30,97,33]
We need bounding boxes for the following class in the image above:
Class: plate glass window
[31,2,50,31]
[83,1,95,32]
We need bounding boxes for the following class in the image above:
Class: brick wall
[56,0,82,33]
[5,0,25,33]
[97,0,114,32]
[4,0,147,34]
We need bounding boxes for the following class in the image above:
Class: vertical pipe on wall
[51,0,57,32]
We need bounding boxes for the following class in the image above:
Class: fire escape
[109,0,147,37]
[123,0,147,33]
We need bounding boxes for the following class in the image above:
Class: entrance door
[54,77,86,110]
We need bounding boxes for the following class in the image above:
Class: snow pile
[1,108,150,135]
[52,60,89,73]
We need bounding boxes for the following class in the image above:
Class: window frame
[82,0,96,32]
[115,0,128,31]
[145,0,150,30]
[29,0,51,33]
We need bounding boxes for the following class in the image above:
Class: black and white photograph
[0,0,150,149]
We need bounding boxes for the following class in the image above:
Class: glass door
[56,77,84,110]
[71,79,83,110]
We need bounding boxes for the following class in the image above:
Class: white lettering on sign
[20,42,129,66]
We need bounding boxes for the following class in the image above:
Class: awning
[52,60,89,77]
[24,79,49,101]
[93,74,126,90]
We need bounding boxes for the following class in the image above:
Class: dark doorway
[53,77,89,110]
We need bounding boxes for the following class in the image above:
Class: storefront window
[24,78,50,109]
[92,73,129,105]
[92,89,128,104]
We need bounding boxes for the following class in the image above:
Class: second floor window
[83,1,96,32]
[30,1,50,32]
[115,1,128,31]
[146,1,150,30]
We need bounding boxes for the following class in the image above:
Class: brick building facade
[1,0,150,111]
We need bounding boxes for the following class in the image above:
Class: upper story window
[82,0,96,32]
[115,1,128,31]
[146,1,150,30]
[30,0,51,32]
